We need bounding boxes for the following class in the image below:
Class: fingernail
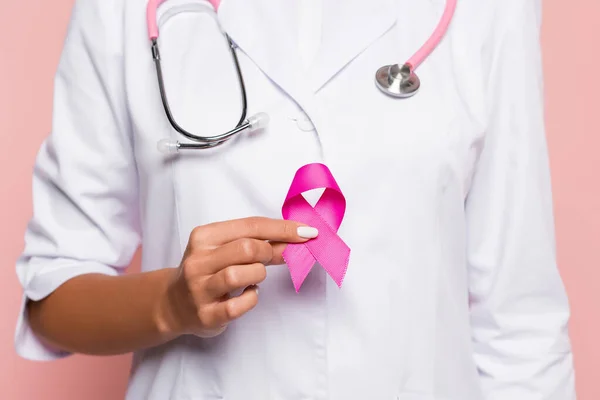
[254,286,259,296]
[297,226,319,239]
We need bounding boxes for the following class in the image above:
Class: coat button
[294,114,315,132]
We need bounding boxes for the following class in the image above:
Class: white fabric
[297,0,323,70]
[15,0,575,399]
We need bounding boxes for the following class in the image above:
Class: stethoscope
[146,0,457,153]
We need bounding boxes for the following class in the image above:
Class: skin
[27,217,315,356]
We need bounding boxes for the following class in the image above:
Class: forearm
[26,268,185,356]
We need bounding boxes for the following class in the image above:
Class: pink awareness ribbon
[282,163,351,292]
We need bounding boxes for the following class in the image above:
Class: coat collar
[217,0,396,99]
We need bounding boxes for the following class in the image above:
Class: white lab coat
[15,0,576,399]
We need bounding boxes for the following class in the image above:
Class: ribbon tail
[316,245,350,288]
[283,243,317,292]
[304,234,351,288]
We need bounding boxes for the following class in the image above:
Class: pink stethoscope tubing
[406,0,457,70]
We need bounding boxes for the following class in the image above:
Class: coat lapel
[217,0,304,100]
[217,0,397,98]
[309,0,396,92]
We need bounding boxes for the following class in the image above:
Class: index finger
[194,217,318,246]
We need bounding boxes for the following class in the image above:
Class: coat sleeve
[465,0,576,398]
[14,0,140,361]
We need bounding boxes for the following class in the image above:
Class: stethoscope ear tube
[147,1,270,152]
[151,32,264,152]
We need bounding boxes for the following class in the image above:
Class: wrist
[153,267,190,340]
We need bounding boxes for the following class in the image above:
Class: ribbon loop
[282,163,351,292]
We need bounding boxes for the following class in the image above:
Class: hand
[155,217,318,338]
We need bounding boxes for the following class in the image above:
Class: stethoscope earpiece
[156,112,270,153]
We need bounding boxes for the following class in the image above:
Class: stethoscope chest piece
[375,63,420,98]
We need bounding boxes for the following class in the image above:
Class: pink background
[1,0,598,398]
